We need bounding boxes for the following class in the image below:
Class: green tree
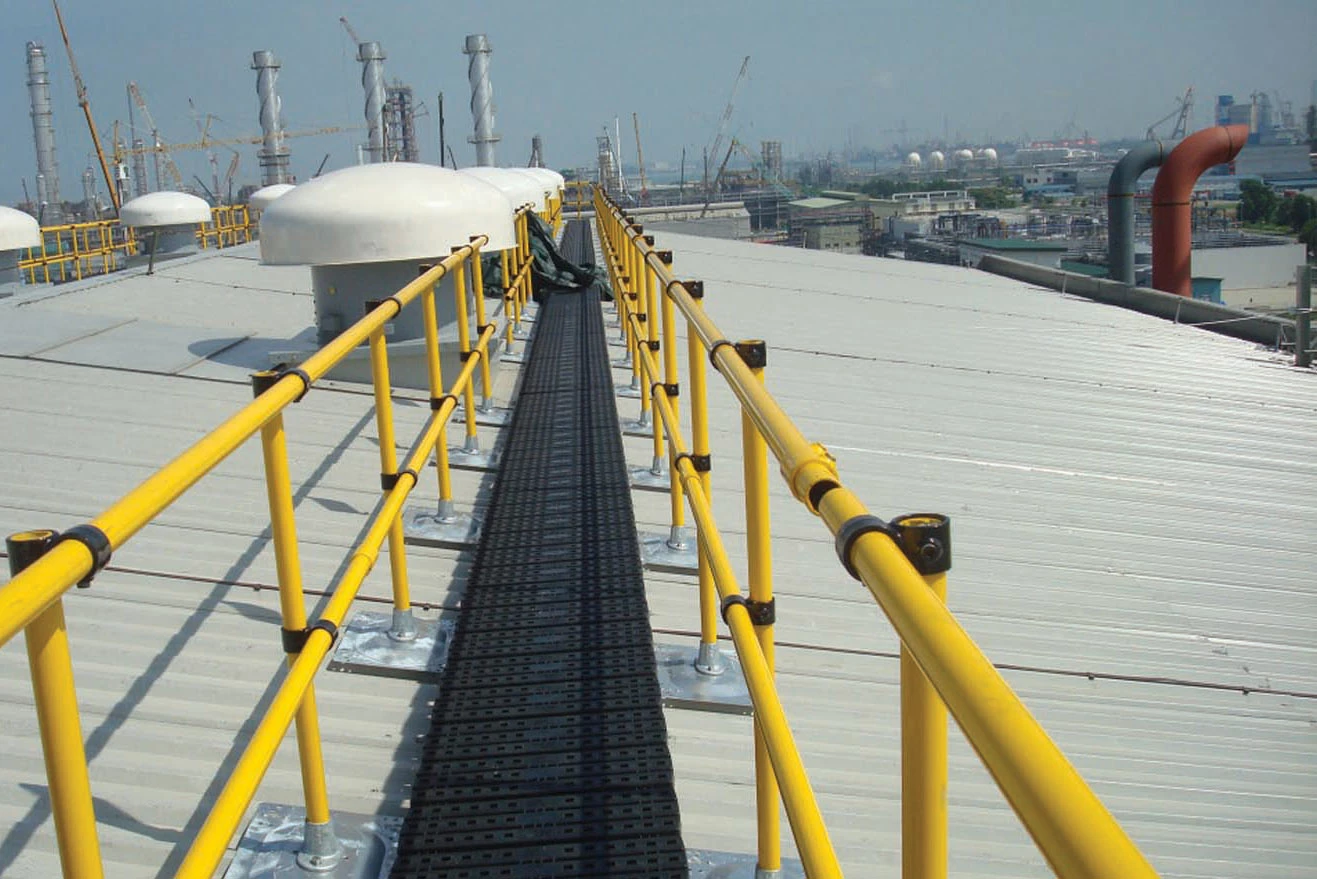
[1238,179,1277,225]
[1300,219,1317,259]
[969,186,1015,209]
[1276,194,1317,232]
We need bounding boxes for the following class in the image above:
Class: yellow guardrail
[18,206,258,285]
[18,219,135,284]
[0,200,542,876]
[594,186,1159,879]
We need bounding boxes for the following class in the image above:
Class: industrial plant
[1,4,1314,879]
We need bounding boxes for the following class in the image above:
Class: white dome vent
[119,191,212,268]
[248,183,295,213]
[457,167,545,216]
[120,191,212,228]
[258,162,516,346]
[1,206,42,296]
[261,163,516,264]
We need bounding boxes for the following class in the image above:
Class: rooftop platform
[1,225,1314,876]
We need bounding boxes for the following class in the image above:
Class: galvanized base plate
[328,611,454,682]
[687,848,805,879]
[639,529,699,574]
[621,416,655,438]
[628,463,670,491]
[446,444,501,472]
[455,405,513,427]
[655,642,751,715]
[616,382,643,398]
[402,504,481,548]
[513,325,533,340]
[607,335,629,347]
[224,802,402,879]
[501,347,529,364]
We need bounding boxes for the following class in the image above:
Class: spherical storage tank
[928,151,946,170]
[260,162,516,345]
[904,152,922,169]
[979,147,998,164]
[954,148,974,165]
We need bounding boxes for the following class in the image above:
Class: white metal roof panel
[1,230,1313,877]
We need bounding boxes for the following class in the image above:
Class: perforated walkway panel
[390,221,688,878]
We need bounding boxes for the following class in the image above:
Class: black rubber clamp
[281,619,341,654]
[381,468,419,491]
[657,250,674,265]
[258,364,311,401]
[685,280,705,300]
[662,382,679,397]
[637,313,647,323]
[51,524,112,589]
[735,340,767,369]
[364,296,403,317]
[459,350,475,362]
[477,323,493,335]
[674,452,711,473]
[643,234,655,246]
[891,514,952,575]
[721,594,776,626]
[430,394,458,411]
[708,339,735,370]
[646,340,661,352]
[834,515,899,581]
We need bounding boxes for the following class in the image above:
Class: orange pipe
[1150,124,1248,297]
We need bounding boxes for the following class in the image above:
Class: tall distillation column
[463,35,500,166]
[253,51,291,185]
[357,41,388,163]
[26,42,63,225]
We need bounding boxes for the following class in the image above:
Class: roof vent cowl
[119,192,212,265]
[259,162,516,346]
[0,206,41,297]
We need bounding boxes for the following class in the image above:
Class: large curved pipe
[1107,139,1169,286]
[1151,125,1248,297]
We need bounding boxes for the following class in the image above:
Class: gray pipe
[1107,140,1169,286]
[253,51,291,185]
[26,42,63,225]
[358,41,387,163]
[463,35,500,166]
[131,137,150,197]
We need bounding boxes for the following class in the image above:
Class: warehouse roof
[1,232,1314,877]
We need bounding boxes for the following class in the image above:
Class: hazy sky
[3,0,1315,205]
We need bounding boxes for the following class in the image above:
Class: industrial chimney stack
[463,35,500,167]
[26,42,63,225]
[252,51,291,185]
[357,42,388,163]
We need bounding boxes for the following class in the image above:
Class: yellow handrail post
[623,225,645,398]
[247,377,343,868]
[451,254,483,456]
[417,264,460,524]
[737,340,781,875]
[6,531,104,879]
[657,249,690,556]
[501,248,518,355]
[638,235,662,445]
[901,550,948,879]
[365,311,418,642]
[467,238,499,415]
[686,279,721,674]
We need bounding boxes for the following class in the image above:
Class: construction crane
[52,0,119,212]
[339,16,363,45]
[632,113,650,203]
[699,140,738,218]
[128,82,185,190]
[704,56,750,193]
[222,151,240,203]
[189,99,222,205]
[1147,86,1194,141]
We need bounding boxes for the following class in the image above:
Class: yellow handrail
[595,205,842,876]
[596,188,1158,879]
[0,238,486,649]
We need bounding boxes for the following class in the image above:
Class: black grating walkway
[390,221,688,878]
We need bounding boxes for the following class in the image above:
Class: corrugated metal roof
[1,233,1314,877]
